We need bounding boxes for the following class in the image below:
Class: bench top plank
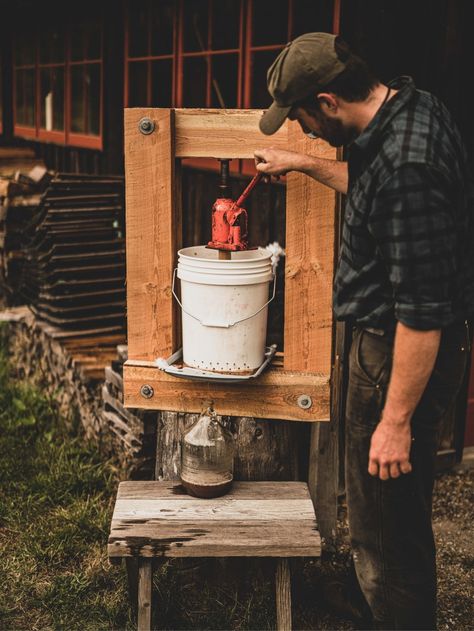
[108,481,321,558]
[116,480,313,500]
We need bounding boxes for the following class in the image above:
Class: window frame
[37,53,67,145]
[67,54,104,149]
[124,0,245,110]
[242,0,291,108]
[124,2,177,108]
[175,0,244,109]
[13,24,104,150]
[124,0,339,173]
[13,47,37,140]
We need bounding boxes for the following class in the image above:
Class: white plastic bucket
[175,246,274,373]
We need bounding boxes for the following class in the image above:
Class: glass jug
[180,408,234,498]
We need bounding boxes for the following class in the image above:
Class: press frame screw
[138,117,155,135]
[297,394,312,409]
[140,384,154,399]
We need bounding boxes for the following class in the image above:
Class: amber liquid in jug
[180,408,235,498]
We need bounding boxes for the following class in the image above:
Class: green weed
[0,324,353,630]
[0,325,132,631]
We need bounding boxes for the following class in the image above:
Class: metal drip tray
[155,344,277,383]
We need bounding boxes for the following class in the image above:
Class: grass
[0,325,282,631]
[0,324,131,631]
[0,321,368,630]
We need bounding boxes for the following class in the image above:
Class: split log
[0,307,155,474]
[155,412,300,482]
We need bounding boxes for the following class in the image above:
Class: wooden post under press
[218,250,232,260]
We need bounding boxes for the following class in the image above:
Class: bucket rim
[178,245,272,263]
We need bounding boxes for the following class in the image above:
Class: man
[255,32,473,630]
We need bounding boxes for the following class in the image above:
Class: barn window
[246,0,335,107]
[125,0,334,111]
[126,0,176,108]
[38,26,66,143]
[13,19,103,149]
[69,21,103,146]
[125,0,334,171]
[14,30,37,134]
[178,0,243,108]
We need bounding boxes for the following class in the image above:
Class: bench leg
[125,557,139,620]
[275,558,292,631]
[138,558,153,631]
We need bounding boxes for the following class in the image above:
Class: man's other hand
[368,418,413,480]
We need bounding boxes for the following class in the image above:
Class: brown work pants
[345,320,470,630]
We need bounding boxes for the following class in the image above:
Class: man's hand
[367,322,441,481]
[368,416,413,480]
[255,147,349,194]
[254,148,302,177]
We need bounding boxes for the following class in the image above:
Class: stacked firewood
[4,306,105,440]
[4,307,156,476]
[1,152,155,474]
[19,172,126,333]
[101,344,158,478]
[0,149,51,306]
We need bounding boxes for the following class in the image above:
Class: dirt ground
[432,458,474,631]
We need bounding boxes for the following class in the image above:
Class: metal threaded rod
[218,159,231,197]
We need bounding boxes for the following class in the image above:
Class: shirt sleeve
[368,162,457,330]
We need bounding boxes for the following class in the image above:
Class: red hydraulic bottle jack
[207,159,263,254]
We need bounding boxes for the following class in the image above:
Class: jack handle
[234,172,263,208]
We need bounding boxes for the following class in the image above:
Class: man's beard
[317,114,357,147]
[306,109,357,147]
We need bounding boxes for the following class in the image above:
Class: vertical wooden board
[124,108,179,360]
[275,558,292,631]
[308,323,345,545]
[138,558,153,630]
[308,194,345,545]
[284,123,337,373]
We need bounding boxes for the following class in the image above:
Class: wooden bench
[108,480,321,630]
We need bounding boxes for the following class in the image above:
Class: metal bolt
[138,117,155,135]
[297,394,312,410]
[140,384,154,399]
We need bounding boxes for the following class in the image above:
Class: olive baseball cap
[259,32,348,135]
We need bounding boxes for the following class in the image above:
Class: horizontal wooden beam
[109,519,320,558]
[174,108,288,158]
[123,361,330,422]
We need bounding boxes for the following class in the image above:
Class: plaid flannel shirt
[333,76,474,330]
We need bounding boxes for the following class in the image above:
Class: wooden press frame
[123,108,339,422]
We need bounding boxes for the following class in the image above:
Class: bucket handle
[172,268,276,328]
